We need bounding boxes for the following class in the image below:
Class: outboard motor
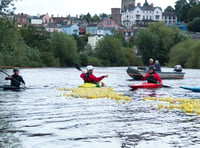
[174,65,182,72]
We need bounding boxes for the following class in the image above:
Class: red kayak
[129,83,163,89]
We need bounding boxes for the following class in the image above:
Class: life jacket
[147,73,157,84]
[84,72,95,83]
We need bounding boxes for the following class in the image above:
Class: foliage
[187,5,200,21]
[169,40,200,68]
[94,36,140,66]
[188,17,200,32]
[175,0,191,22]
[164,6,175,12]
[135,22,187,65]
[0,0,16,13]
[51,32,79,66]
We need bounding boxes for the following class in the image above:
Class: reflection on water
[0,67,200,148]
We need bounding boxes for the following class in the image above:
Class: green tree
[92,14,100,22]
[0,0,16,13]
[175,0,190,22]
[188,17,200,32]
[135,22,187,65]
[95,36,126,66]
[169,39,200,68]
[187,5,200,21]
[51,32,79,66]
[72,34,85,53]
[135,29,159,64]
[164,6,175,12]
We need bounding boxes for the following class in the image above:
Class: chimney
[137,3,141,7]
[151,3,153,7]
[51,14,54,18]
[76,14,78,18]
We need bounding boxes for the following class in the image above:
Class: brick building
[111,8,121,25]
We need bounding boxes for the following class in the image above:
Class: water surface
[0,67,200,148]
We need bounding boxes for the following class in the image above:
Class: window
[156,15,160,20]
[107,20,111,25]
[136,15,140,20]
[137,10,139,13]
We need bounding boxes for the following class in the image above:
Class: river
[0,67,200,148]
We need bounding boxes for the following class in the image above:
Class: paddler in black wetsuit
[5,68,25,88]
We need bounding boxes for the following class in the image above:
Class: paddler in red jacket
[80,65,108,85]
[143,66,162,84]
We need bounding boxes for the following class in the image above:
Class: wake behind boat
[127,66,185,80]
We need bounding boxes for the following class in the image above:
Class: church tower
[121,0,135,11]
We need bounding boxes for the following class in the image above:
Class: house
[79,23,88,36]
[41,13,53,25]
[86,24,98,35]
[99,18,120,29]
[88,35,104,50]
[14,13,31,26]
[31,16,43,25]
[62,24,79,35]
[46,23,62,32]
[97,27,115,36]
[121,1,162,27]
[162,12,177,24]
[53,16,72,26]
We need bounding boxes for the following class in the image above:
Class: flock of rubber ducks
[58,84,200,116]
[58,86,132,103]
[144,97,200,115]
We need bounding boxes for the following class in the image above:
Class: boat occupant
[5,68,25,87]
[80,65,108,86]
[143,66,162,84]
[155,60,161,72]
[149,58,155,67]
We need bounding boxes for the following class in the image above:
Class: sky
[14,0,177,17]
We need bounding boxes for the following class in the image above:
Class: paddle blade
[75,65,82,72]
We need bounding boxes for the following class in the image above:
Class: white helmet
[86,65,94,71]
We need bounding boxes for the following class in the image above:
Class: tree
[135,29,159,65]
[72,34,85,53]
[169,39,200,68]
[164,6,175,12]
[0,0,16,13]
[187,5,200,21]
[188,17,200,32]
[51,32,79,66]
[135,22,187,65]
[20,25,51,51]
[95,36,126,66]
[92,14,100,22]
[175,0,191,22]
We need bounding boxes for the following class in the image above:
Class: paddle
[0,68,26,89]
[75,65,83,72]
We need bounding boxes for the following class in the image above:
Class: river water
[0,67,200,148]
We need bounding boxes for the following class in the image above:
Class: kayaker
[143,66,162,84]
[5,68,25,88]
[80,65,108,85]
[155,60,161,72]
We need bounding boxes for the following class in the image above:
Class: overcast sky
[14,0,177,16]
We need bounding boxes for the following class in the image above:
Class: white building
[88,35,104,50]
[162,12,177,24]
[121,2,162,27]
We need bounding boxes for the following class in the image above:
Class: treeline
[0,17,141,67]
